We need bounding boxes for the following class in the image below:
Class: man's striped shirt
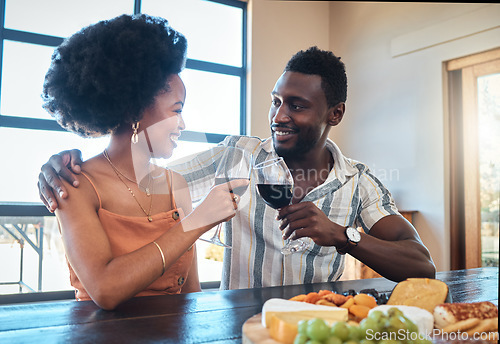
[171,135,399,290]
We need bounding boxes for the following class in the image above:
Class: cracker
[441,318,481,333]
[465,317,498,335]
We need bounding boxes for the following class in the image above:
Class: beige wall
[247,0,330,138]
[328,2,500,271]
[248,0,500,272]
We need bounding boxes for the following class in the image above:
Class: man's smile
[271,125,298,141]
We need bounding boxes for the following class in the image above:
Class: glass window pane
[169,140,216,162]
[478,73,500,268]
[142,0,243,67]
[0,127,109,203]
[0,216,71,293]
[197,240,223,284]
[4,0,132,38]
[180,69,240,135]
[0,214,220,292]
[1,41,54,119]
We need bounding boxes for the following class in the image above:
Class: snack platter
[242,278,498,344]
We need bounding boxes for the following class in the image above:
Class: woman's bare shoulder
[170,170,189,188]
[168,169,192,213]
[60,157,106,209]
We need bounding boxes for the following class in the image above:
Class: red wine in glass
[256,184,292,209]
[254,157,309,255]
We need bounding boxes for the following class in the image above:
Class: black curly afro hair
[284,46,347,108]
[42,14,187,137]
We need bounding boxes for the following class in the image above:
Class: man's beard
[272,135,319,158]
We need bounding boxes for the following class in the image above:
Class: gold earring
[131,122,140,144]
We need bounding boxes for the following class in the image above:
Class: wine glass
[200,146,253,248]
[254,157,309,255]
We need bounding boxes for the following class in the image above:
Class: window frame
[0,0,247,217]
[0,0,246,293]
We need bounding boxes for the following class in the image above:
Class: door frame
[446,47,500,269]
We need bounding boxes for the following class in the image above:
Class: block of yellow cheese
[269,312,306,344]
[262,298,348,328]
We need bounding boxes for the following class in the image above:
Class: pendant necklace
[103,149,154,222]
[103,149,152,196]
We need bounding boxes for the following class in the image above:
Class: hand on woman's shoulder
[56,158,104,211]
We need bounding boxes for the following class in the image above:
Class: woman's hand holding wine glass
[199,147,252,248]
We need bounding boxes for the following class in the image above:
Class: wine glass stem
[212,224,223,241]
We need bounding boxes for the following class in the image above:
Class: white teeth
[171,135,178,141]
[275,131,292,136]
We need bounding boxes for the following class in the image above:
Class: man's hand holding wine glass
[277,202,347,247]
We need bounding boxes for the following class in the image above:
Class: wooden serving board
[241,313,497,344]
[242,313,281,344]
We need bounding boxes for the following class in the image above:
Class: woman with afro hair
[42,14,247,310]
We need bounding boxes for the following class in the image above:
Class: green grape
[375,313,390,332]
[348,325,363,341]
[400,315,418,334]
[387,308,404,318]
[360,339,377,344]
[294,333,309,344]
[306,318,330,342]
[298,320,309,335]
[368,310,384,322]
[330,322,350,342]
[412,336,432,344]
[387,315,406,333]
[379,340,403,344]
[324,336,343,344]
[305,340,323,344]
[360,317,381,334]
[344,340,359,344]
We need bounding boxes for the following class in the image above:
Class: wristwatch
[336,226,361,255]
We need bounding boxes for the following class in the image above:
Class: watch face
[346,227,361,242]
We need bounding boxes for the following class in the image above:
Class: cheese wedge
[262,298,348,328]
[269,313,304,344]
[369,305,434,336]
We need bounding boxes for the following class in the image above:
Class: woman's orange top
[66,170,194,301]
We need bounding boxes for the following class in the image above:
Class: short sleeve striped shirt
[170,135,399,290]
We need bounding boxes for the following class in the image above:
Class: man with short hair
[38,47,436,289]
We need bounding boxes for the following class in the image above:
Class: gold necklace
[102,149,152,196]
[103,150,154,222]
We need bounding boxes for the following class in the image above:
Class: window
[0,0,246,293]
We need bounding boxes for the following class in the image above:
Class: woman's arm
[55,175,168,310]
[56,171,246,310]
[171,171,201,293]
[182,247,202,293]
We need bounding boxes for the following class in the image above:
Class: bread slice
[387,278,449,313]
[433,301,498,329]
